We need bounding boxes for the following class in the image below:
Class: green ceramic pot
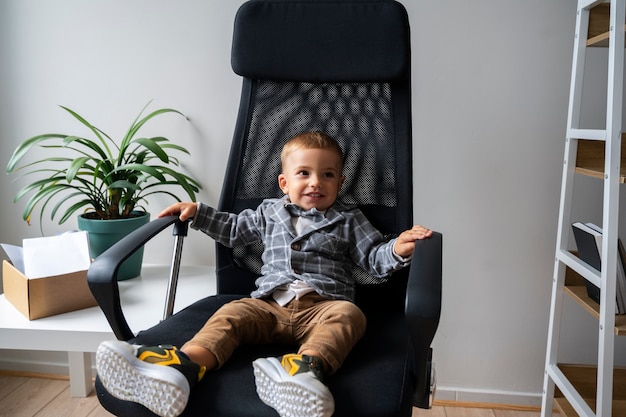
[77,211,150,280]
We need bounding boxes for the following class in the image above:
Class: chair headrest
[231,0,410,83]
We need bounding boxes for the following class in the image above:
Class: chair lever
[163,220,190,320]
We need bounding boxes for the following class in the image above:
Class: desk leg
[68,352,93,397]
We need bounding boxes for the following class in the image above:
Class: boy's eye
[323,172,336,178]
[297,170,309,176]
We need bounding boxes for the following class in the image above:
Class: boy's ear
[278,173,288,194]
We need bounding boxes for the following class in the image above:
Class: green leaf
[146,166,199,201]
[21,183,72,222]
[108,179,141,192]
[110,163,167,182]
[120,104,185,153]
[58,199,94,224]
[13,176,67,202]
[59,106,114,159]
[6,134,67,173]
[62,136,110,161]
[50,191,88,220]
[133,137,169,163]
[66,157,91,182]
[158,142,191,155]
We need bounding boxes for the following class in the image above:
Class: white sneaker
[96,340,204,417]
[253,354,334,417]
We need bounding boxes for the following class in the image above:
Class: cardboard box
[2,260,97,320]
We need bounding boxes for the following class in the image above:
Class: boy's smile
[301,191,326,207]
[278,148,345,211]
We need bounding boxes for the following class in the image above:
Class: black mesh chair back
[216,0,413,315]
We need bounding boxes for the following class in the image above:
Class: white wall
[0,0,243,264]
[1,0,624,407]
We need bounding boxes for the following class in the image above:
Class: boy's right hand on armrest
[158,202,199,222]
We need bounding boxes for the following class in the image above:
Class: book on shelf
[618,240,626,314]
[571,222,602,304]
[571,222,626,314]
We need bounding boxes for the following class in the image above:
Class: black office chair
[88,1,442,416]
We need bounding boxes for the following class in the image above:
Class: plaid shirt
[191,197,409,302]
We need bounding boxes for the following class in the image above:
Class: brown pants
[182,293,367,374]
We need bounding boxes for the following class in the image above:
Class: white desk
[0,265,215,397]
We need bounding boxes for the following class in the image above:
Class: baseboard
[0,360,77,377]
[434,400,541,412]
[434,386,543,408]
[0,368,70,381]
[0,353,95,378]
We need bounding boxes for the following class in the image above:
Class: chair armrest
[405,231,442,408]
[87,215,181,340]
[405,231,442,325]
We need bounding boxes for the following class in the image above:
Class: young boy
[96,131,432,417]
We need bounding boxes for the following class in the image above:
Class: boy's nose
[309,175,320,187]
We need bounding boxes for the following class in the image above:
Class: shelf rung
[567,128,607,141]
[558,250,602,288]
[547,364,596,417]
[580,0,607,10]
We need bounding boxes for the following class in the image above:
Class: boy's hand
[158,202,199,222]
[394,225,432,259]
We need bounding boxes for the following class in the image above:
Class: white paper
[22,231,91,279]
[1,243,25,273]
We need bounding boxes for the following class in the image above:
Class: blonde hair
[281,131,344,168]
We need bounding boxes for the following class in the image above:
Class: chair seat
[95,295,414,417]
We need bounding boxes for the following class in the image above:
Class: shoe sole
[253,357,334,417]
[96,340,190,417]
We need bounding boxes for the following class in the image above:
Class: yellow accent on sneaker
[138,345,183,367]
[198,365,207,381]
[280,353,306,376]
[279,353,324,380]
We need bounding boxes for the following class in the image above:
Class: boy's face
[278,148,345,211]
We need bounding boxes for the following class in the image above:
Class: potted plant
[6,101,202,280]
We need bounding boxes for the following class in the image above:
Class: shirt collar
[283,199,326,220]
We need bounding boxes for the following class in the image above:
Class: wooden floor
[412,404,544,417]
[0,373,113,417]
[0,372,546,417]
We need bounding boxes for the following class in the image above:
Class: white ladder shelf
[541,1,625,416]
